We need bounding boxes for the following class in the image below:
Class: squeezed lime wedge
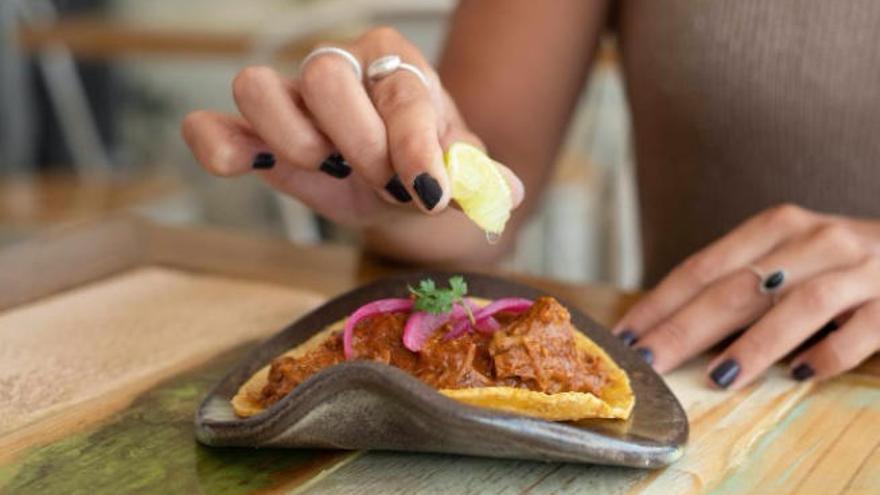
[444,142,512,237]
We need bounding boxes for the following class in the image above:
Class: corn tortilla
[233,303,634,421]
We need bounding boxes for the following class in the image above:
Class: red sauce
[260,297,609,407]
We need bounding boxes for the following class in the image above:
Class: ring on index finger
[366,54,430,88]
[300,46,363,81]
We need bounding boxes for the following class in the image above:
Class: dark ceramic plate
[194,272,688,468]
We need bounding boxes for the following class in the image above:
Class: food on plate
[233,276,634,421]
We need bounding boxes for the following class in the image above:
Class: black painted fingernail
[384,175,412,203]
[635,347,654,365]
[819,320,839,334]
[252,152,275,169]
[413,173,442,210]
[618,330,638,347]
[319,153,352,179]
[710,359,741,389]
[791,363,815,381]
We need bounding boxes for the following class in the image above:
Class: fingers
[197,26,520,221]
[790,299,880,380]
[706,256,880,389]
[181,110,272,176]
[298,44,402,200]
[614,204,818,338]
[631,223,872,372]
[630,270,765,372]
[231,65,336,173]
[374,79,445,213]
[181,108,385,226]
[376,89,447,212]
[260,163,383,228]
[357,29,450,213]
[495,161,525,210]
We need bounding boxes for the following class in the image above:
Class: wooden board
[0,218,877,494]
[0,267,324,454]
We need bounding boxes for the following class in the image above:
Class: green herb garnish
[408,276,475,323]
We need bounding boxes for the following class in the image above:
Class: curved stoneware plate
[194,272,688,468]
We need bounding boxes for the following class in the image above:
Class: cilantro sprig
[408,276,475,323]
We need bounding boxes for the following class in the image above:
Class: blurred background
[0,0,642,288]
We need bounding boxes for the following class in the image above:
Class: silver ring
[300,46,363,81]
[747,265,787,295]
[366,54,430,88]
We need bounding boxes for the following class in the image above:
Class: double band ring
[300,46,363,81]
[747,265,787,296]
[366,54,431,88]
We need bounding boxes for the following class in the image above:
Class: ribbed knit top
[617,0,880,286]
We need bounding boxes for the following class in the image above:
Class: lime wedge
[444,142,512,236]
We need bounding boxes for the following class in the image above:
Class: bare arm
[364,0,609,263]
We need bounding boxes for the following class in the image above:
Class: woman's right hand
[182,27,523,229]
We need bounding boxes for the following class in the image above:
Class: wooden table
[0,218,877,494]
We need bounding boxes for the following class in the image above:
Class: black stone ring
[747,265,787,295]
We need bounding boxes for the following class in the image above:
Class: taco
[233,277,634,422]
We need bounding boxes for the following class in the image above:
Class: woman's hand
[181,27,522,228]
[614,204,880,389]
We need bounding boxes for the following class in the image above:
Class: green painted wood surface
[1,340,877,494]
[0,346,348,495]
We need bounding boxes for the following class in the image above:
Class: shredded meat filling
[489,298,606,395]
[260,297,608,407]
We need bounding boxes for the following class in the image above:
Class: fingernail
[819,320,839,333]
[413,173,442,210]
[618,330,638,347]
[791,363,815,381]
[710,359,741,389]
[252,152,275,170]
[384,175,412,203]
[319,153,352,179]
[635,347,654,365]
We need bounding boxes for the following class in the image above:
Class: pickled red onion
[442,298,490,341]
[474,316,501,333]
[343,298,413,359]
[473,297,533,320]
[443,314,495,340]
[446,297,533,339]
[443,319,471,341]
[403,303,472,352]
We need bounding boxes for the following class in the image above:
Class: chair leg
[0,0,36,173]
[17,0,113,177]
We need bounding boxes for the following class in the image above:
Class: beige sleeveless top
[617,0,880,286]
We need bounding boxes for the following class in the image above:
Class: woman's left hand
[613,204,880,389]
